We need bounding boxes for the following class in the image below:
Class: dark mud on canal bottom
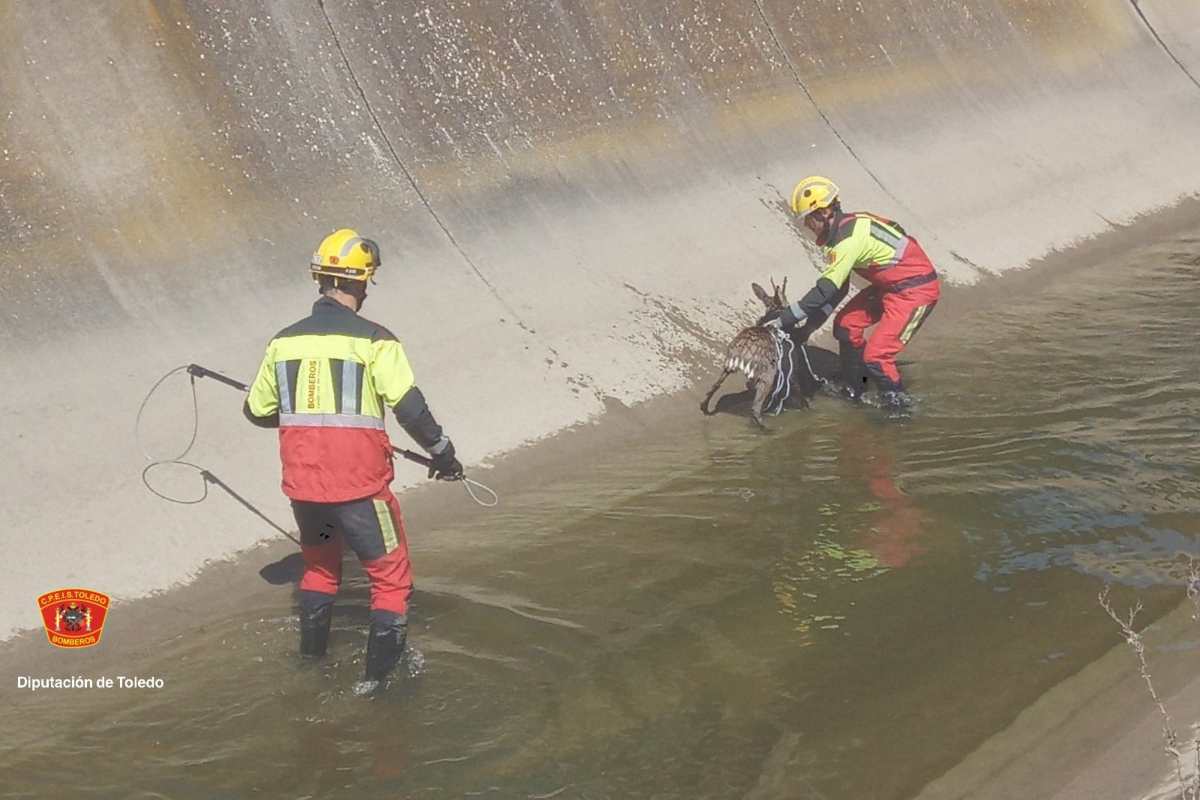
[3,229,1199,800]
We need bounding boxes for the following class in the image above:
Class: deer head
[751,277,789,310]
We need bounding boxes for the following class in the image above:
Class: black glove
[427,440,463,480]
[758,305,801,330]
[757,308,781,327]
[791,320,817,344]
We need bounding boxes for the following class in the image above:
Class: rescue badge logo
[38,589,110,649]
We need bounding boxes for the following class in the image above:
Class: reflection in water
[1,235,1198,799]
[840,417,928,570]
[773,415,929,640]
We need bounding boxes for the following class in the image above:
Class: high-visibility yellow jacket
[820,212,936,292]
[785,211,940,327]
[245,296,447,503]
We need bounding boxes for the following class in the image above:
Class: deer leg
[788,372,812,409]
[750,378,771,429]
[700,369,733,415]
[759,366,779,413]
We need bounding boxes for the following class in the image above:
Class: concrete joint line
[314,0,533,332]
[1129,0,1200,92]
[749,0,897,203]
[749,1,956,267]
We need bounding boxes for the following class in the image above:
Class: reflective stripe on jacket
[247,296,416,502]
[821,212,936,290]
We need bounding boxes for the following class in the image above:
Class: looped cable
[140,460,211,505]
[766,328,795,415]
[140,364,500,509]
[136,365,200,464]
[765,333,828,415]
[136,365,209,504]
[460,476,499,508]
[797,342,826,386]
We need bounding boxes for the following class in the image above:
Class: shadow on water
[2,234,1198,799]
[259,553,307,586]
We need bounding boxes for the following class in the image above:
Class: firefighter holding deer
[760,176,941,412]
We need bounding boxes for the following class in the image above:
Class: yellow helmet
[310,228,381,282]
[790,176,840,219]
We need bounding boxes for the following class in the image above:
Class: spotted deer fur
[700,278,806,427]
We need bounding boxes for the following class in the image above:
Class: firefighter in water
[761,176,941,411]
[244,228,463,689]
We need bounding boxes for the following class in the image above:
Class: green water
[2,230,1198,799]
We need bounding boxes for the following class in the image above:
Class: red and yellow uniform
[821,212,940,392]
[246,296,424,503]
[245,296,451,622]
[246,228,459,687]
[776,177,941,403]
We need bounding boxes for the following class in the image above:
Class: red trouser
[833,281,940,391]
[292,487,413,616]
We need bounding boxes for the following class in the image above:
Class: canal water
[2,225,1198,799]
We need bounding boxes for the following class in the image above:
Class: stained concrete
[2,1,1199,642]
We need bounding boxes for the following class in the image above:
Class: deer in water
[700,278,811,428]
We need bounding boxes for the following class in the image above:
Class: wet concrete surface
[2,216,1196,799]
[5,1,1200,633]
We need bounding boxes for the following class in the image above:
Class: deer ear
[751,282,772,305]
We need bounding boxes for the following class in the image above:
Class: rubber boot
[880,389,906,411]
[362,614,408,688]
[838,342,867,402]
[878,381,912,418]
[299,595,334,658]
